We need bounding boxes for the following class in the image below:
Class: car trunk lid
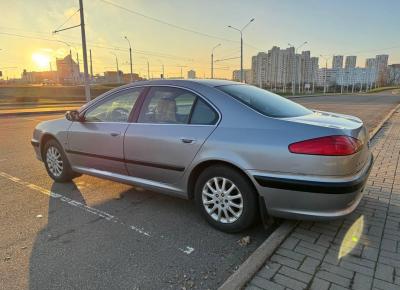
[283,110,370,174]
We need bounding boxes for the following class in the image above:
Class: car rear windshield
[217,84,312,118]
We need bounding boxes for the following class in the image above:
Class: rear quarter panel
[185,89,370,180]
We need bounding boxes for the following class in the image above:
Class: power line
[98,0,236,43]
[97,0,261,50]
[53,9,80,33]
[0,31,193,61]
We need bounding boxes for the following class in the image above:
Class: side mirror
[65,110,83,122]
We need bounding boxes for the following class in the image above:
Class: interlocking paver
[309,277,330,290]
[375,263,394,282]
[353,273,373,290]
[245,111,400,289]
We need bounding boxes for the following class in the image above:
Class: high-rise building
[365,58,376,68]
[251,52,268,87]
[375,54,389,86]
[388,64,400,85]
[187,70,196,79]
[345,56,357,69]
[332,55,344,69]
[251,46,318,92]
[232,69,252,83]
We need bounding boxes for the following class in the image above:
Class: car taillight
[289,135,363,156]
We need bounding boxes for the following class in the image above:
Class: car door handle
[110,132,121,137]
[180,137,196,144]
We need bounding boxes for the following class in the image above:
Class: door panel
[124,86,217,185]
[67,87,143,175]
[67,122,129,174]
[124,124,214,184]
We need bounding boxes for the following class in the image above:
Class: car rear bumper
[248,153,373,220]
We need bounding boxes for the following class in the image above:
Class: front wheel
[194,165,258,233]
[43,139,75,182]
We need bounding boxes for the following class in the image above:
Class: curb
[369,103,400,138]
[218,102,400,290]
[219,221,298,290]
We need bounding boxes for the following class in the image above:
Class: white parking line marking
[0,171,194,254]
[0,171,150,236]
[180,246,195,255]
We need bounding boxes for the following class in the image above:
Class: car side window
[85,88,143,122]
[138,87,196,124]
[190,99,218,125]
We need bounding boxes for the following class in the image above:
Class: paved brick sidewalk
[246,111,400,290]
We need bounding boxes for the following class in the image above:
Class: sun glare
[32,53,50,70]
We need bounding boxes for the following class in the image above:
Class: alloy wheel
[46,146,63,177]
[201,177,243,224]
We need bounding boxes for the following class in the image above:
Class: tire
[194,165,258,233]
[43,139,75,182]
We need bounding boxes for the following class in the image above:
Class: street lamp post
[157,60,165,79]
[211,43,221,79]
[147,61,150,80]
[320,55,329,95]
[288,41,308,95]
[124,36,133,82]
[111,52,120,83]
[228,18,255,82]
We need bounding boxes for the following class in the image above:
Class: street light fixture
[288,41,308,95]
[211,43,221,79]
[228,18,255,82]
[124,36,133,82]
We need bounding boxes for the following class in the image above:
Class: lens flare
[338,215,364,259]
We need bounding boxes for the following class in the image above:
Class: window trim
[135,85,221,126]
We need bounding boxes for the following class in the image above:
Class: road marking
[180,246,195,255]
[0,171,194,254]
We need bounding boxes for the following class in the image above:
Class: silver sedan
[31,80,373,232]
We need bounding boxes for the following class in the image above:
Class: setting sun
[32,52,50,70]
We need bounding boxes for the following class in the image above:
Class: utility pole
[124,36,133,82]
[147,61,150,80]
[324,61,327,94]
[69,49,74,85]
[89,49,93,80]
[211,43,221,79]
[228,18,255,82]
[77,0,91,101]
[110,52,120,83]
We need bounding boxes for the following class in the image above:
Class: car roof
[116,79,242,89]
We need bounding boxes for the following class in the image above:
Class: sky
[1,0,400,79]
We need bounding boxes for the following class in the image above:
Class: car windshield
[217,84,312,118]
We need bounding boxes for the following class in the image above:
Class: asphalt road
[1,91,400,290]
[295,92,400,133]
[0,114,268,290]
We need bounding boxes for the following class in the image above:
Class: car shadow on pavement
[28,180,266,290]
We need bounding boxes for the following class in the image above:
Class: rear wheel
[194,165,258,233]
[43,139,75,182]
